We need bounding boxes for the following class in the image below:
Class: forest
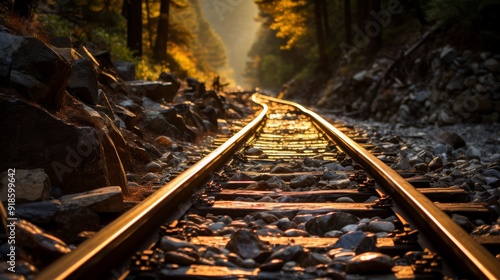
[1,0,231,84]
[1,0,500,97]
[245,0,500,91]
[2,1,500,278]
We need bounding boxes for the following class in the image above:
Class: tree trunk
[314,0,327,71]
[153,0,170,61]
[14,0,32,18]
[356,0,369,30]
[127,0,143,57]
[321,0,329,38]
[145,0,153,48]
[367,0,381,57]
[344,0,352,45]
[121,0,128,18]
[414,0,427,26]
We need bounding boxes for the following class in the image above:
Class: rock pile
[324,114,500,242]
[316,44,500,125]
[0,27,248,194]
[0,25,251,273]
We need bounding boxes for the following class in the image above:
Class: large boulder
[203,90,225,118]
[0,32,71,110]
[79,102,133,173]
[142,111,180,137]
[0,169,51,202]
[202,106,219,131]
[437,131,466,149]
[186,77,206,98]
[50,36,72,48]
[159,107,196,142]
[76,46,100,69]
[174,102,207,134]
[0,95,127,195]
[59,186,124,213]
[67,58,99,105]
[17,186,123,225]
[78,102,129,188]
[104,115,133,171]
[16,219,72,268]
[100,132,128,191]
[114,60,135,81]
[52,47,82,64]
[158,72,181,95]
[125,81,178,102]
[54,203,101,242]
[17,200,61,225]
[114,103,138,130]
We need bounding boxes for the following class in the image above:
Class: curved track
[37,93,500,279]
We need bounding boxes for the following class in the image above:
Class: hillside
[244,0,500,124]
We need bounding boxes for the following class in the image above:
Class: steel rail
[255,93,500,279]
[36,95,268,280]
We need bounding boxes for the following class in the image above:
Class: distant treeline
[1,0,231,82]
[243,0,500,90]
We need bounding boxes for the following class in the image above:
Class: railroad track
[38,93,500,279]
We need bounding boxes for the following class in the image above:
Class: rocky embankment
[0,26,251,275]
[314,44,500,125]
[314,39,500,237]
[324,114,500,242]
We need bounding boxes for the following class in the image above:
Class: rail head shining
[256,93,500,279]
[37,95,268,280]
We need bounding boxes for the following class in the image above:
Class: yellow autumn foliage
[268,0,308,50]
